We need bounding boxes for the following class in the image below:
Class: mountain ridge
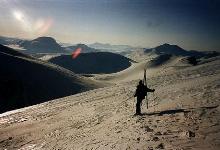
[19,37,67,54]
[144,43,219,58]
[65,43,99,53]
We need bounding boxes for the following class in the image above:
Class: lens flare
[12,9,53,36]
[36,18,53,35]
[72,48,82,59]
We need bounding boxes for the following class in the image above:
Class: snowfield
[0,56,220,150]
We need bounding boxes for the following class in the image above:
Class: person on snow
[134,80,155,115]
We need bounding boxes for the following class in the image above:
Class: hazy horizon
[0,0,220,51]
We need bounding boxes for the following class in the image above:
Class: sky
[0,0,220,51]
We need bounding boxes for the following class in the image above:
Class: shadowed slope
[49,52,132,74]
[147,54,172,67]
[0,45,103,113]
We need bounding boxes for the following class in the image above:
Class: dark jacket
[134,84,154,100]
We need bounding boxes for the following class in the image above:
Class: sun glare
[13,10,24,21]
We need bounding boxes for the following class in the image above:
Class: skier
[134,80,155,115]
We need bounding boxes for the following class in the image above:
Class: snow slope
[0,55,219,149]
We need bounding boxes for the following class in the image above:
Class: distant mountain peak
[32,37,57,43]
[76,43,89,48]
[152,43,186,55]
[64,43,99,53]
[144,43,219,58]
[157,43,182,49]
[19,36,66,53]
[162,43,171,46]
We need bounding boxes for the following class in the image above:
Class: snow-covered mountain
[19,37,67,54]
[89,42,137,52]
[0,45,220,149]
[145,43,219,58]
[0,36,23,45]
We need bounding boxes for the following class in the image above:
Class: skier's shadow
[142,108,189,116]
[142,105,219,116]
